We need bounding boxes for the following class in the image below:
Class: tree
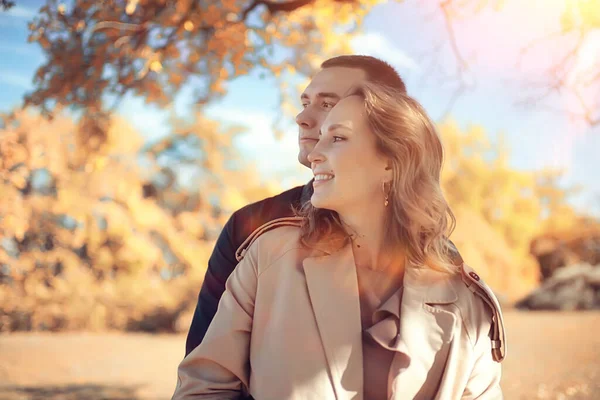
[438,120,587,298]
[439,119,583,255]
[22,0,600,136]
[3,0,598,329]
[23,0,382,148]
[0,109,280,331]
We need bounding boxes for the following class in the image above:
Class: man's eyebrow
[316,92,341,99]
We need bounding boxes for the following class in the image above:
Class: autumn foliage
[1,107,589,332]
[24,0,379,117]
[1,0,599,332]
[0,109,278,332]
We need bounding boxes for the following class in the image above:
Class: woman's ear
[384,160,393,182]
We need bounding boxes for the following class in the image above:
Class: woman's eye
[333,136,344,142]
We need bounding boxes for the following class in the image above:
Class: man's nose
[296,107,316,129]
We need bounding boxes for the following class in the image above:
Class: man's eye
[323,102,335,109]
[302,103,309,109]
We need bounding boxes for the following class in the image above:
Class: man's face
[296,67,367,168]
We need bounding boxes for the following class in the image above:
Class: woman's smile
[313,173,334,187]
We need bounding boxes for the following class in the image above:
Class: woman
[172,83,505,399]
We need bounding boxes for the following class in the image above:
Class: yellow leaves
[209,80,227,96]
[184,20,194,31]
[138,50,165,79]
[176,212,205,237]
[561,0,600,31]
[127,197,170,230]
[24,0,389,122]
[219,0,240,13]
[225,12,238,23]
[578,0,600,29]
[207,23,247,58]
[1,110,244,332]
[8,167,29,191]
[38,35,50,50]
[150,60,163,72]
[90,244,113,270]
[561,3,576,32]
[3,214,26,241]
[285,65,297,75]
[144,80,165,104]
[220,187,248,212]
[75,20,86,32]
[265,23,276,34]
[175,0,193,15]
[125,0,139,15]
[104,115,144,155]
[219,67,229,79]
[284,30,304,45]
[115,233,162,272]
[438,120,586,276]
[87,156,107,171]
[55,187,82,212]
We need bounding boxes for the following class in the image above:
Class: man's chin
[297,151,311,169]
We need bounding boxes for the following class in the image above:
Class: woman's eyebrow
[300,92,341,101]
[323,123,350,134]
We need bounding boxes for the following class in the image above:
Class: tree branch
[431,0,474,119]
[516,29,564,69]
[241,0,316,21]
[439,0,468,70]
[0,0,15,12]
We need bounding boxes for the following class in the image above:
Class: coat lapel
[302,241,459,400]
[302,244,363,400]
[390,266,458,400]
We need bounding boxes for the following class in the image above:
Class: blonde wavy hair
[296,82,457,273]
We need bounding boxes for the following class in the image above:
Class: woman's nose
[307,143,325,165]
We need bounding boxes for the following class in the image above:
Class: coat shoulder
[451,264,507,362]
[235,216,304,263]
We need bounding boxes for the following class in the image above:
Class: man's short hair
[321,55,407,94]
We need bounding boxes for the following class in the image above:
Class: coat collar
[403,264,458,305]
[302,242,459,399]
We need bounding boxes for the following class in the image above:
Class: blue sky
[1,0,599,215]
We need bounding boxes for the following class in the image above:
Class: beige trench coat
[173,224,505,400]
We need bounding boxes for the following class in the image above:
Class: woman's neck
[339,207,405,273]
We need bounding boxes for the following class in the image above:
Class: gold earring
[382,181,390,207]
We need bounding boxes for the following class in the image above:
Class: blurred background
[0,0,599,399]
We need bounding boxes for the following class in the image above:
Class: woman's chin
[311,198,340,214]
[310,194,328,210]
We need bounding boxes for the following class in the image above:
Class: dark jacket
[185,184,313,356]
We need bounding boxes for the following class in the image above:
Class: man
[185,55,410,356]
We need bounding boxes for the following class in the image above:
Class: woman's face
[308,95,391,214]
